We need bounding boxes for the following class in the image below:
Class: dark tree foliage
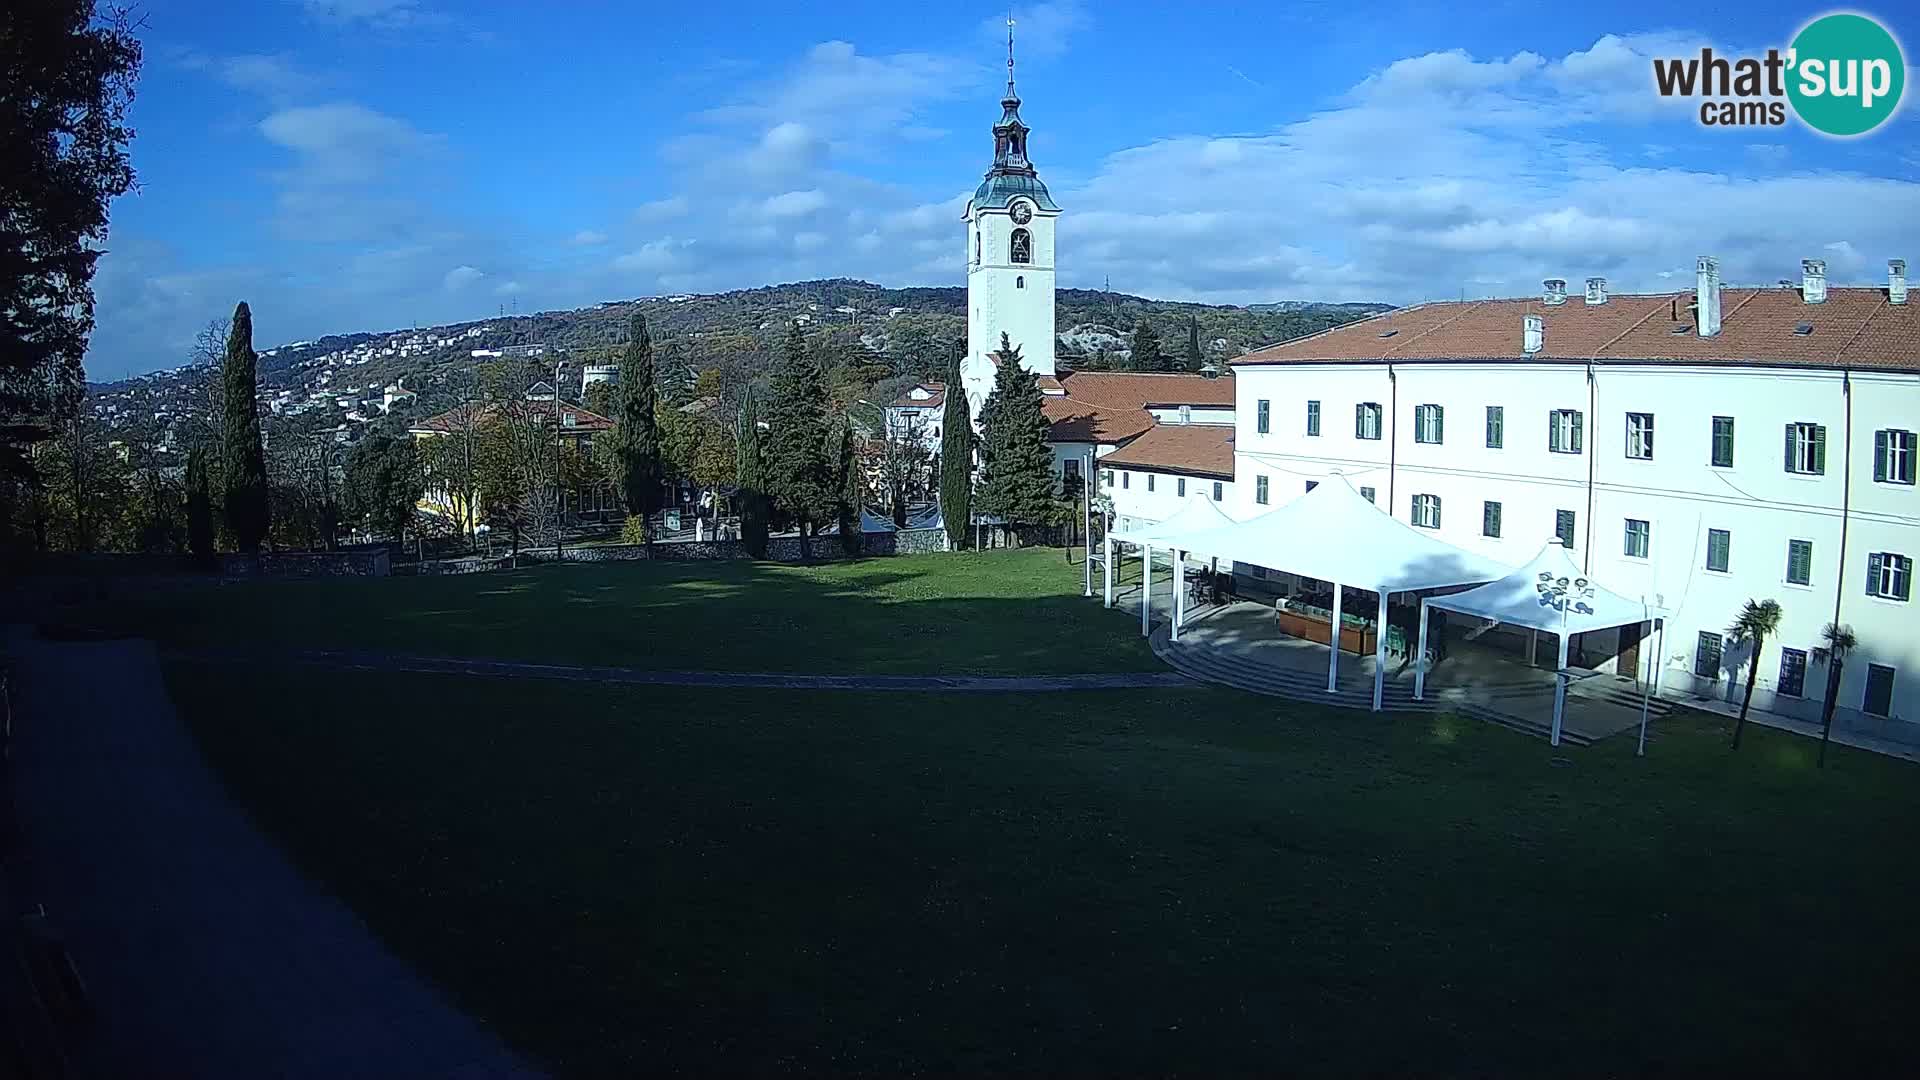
[734,388,770,558]
[655,338,696,407]
[185,445,213,561]
[835,414,861,557]
[938,347,972,549]
[974,334,1060,530]
[221,302,270,552]
[1184,314,1205,372]
[766,323,835,536]
[1128,318,1165,372]
[344,432,423,543]
[613,314,662,517]
[0,2,140,450]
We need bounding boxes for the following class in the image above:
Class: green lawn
[77,548,1153,675]
[168,660,1920,1076]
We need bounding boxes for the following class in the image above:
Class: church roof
[972,171,1058,213]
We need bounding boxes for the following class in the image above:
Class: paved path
[6,630,540,1078]
[176,646,1195,692]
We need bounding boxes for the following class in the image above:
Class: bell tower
[962,15,1058,420]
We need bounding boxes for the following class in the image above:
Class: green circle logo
[1787,13,1906,136]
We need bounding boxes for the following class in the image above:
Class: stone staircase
[1152,631,1595,747]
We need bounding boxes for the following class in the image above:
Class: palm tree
[1817,622,1857,768]
[1726,599,1783,751]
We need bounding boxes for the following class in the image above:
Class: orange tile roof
[1235,287,1919,371]
[1044,370,1235,445]
[1098,424,1235,479]
[411,399,615,435]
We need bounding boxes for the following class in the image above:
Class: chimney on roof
[1890,259,1908,304]
[1584,277,1608,306]
[1695,256,1722,337]
[1522,313,1544,355]
[1801,258,1827,304]
[1542,278,1568,305]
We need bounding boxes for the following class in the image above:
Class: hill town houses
[952,56,1918,737]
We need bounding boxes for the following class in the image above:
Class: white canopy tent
[1120,477,1514,709]
[1414,542,1667,751]
[1104,495,1238,642]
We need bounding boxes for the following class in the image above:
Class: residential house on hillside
[409,390,619,528]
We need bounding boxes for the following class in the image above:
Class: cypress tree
[974,333,1059,533]
[766,323,834,538]
[185,446,214,562]
[221,302,270,552]
[615,314,662,519]
[834,415,861,557]
[938,347,972,549]
[734,389,770,558]
[1184,314,1205,372]
[1128,318,1165,373]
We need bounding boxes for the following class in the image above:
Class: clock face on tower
[1010,201,1033,225]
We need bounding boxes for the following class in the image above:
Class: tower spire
[1006,10,1016,99]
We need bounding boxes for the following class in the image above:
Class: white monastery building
[952,40,1916,739]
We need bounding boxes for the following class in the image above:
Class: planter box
[1275,608,1376,656]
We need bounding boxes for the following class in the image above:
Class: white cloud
[298,1,446,31]
[570,229,608,246]
[760,189,829,219]
[633,196,690,222]
[259,103,440,184]
[442,265,485,290]
[494,280,524,296]
[613,240,680,273]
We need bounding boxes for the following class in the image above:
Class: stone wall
[514,529,931,564]
[892,527,950,555]
[218,550,391,579]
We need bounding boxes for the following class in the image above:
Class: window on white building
[1256,399,1270,434]
[1483,501,1501,538]
[1146,474,1155,492]
[1695,631,1724,679]
[1176,477,1185,496]
[1863,664,1896,717]
[1121,472,1129,489]
[1555,509,1576,549]
[1306,480,1319,493]
[1624,518,1650,558]
[1212,481,1224,501]
[1010,228,1031,264]
[1786,539,1813,586]
[1255,475,1270,505]
[1626,412,1654,460]
[1414,404,1444,444]
[1549,409,1584,454]
[1707,528,1731,573]
[1711,416,1735,467]
[1867,552,1912,601]
[1485,406,1504,449]
[1360,486,1376,504]
[1785,422,1825,475]
[1875,429,1916,485]
[1778,648,1808,698]
[1306,400,1321,436]
[1101,470,1113,488]
[1356,402,1383,440]
[1016,275,1024,289]
[1411,493,1441,529]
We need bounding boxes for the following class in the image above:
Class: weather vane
[1006,10,1017,97]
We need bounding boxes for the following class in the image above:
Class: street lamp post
[553,358,566,561]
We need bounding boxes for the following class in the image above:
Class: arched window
[1016,275,1024,289]
[1010,227,1031,264]
[973,230,980,265]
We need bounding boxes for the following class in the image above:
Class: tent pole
[1528,627,1538,667]
[1102,533,1113,608]
[1172,550,1186,642]
[1140,544,1152,637]
[1636,674,1651,757]
[1372,588,1388,712]
[1414,598,1430,700]
[1651,618,1664,693]
[1327,581,1343,693]
[1551,633,1570,748]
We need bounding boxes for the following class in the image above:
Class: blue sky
[92,0,1920,379]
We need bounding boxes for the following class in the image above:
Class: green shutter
[1434,497,1442,529]
[1814,426,1826,474]
[1435,406,1444,444]
[1784,424,1796,471]
[1867,552,1883,595]
[1356,403,1365,437]
[1571,411,1584,453]
[1902,559,1913,601]
[1875,429,1889,482]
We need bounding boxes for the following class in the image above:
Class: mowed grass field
[168,665,1920,1076]
[146,550,1920,1073]
[81,548,1154,675]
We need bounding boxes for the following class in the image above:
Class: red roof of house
[887,382,946,409]
[1236,287,1920,370]
[1098,423,1236,480]
[411,399,615,435]
[1043,370,1235,446]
